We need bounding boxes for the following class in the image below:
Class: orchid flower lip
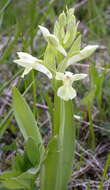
[55,71,87,101]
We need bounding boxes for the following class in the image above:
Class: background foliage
[0,0,110,189]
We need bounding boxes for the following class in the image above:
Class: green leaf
[55,100,75,190]
[1,88,45,190]
[0,171,22,190]
[0,170,36,190]
[0,149,41,190]
[12,153,27,173]
[40,136,59,190]
[40,100,75,190]
[1,151,40,190]
[12,87,43,146]
[25,137,41,166]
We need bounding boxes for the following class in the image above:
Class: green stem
[88,105,95,150]
[53,94,60,135]
[31,70,37,117]
[53,80,61,135]
[40,98,75,190]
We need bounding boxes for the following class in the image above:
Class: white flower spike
[14,52,52,79]
[55,71,87,101]
[39,25,67,56]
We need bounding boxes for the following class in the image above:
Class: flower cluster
[14,8,98,101]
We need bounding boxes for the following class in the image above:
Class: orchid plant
[1,8,98,190]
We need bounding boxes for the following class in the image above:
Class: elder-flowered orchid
[14,52,52,79]
[55,71,87,101]
[39,25,67,56]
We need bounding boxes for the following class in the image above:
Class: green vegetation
[0,0,110,189]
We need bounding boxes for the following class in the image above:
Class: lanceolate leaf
[40,136,59,190]
[12,87,43,146]
[25,137,43,166]
[40,99,75,190]
[55,100,75,190]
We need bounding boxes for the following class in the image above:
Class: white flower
[67,45,99,67]
[14,52,52,79]
[39,25,67,56]
[55,71,87,101]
